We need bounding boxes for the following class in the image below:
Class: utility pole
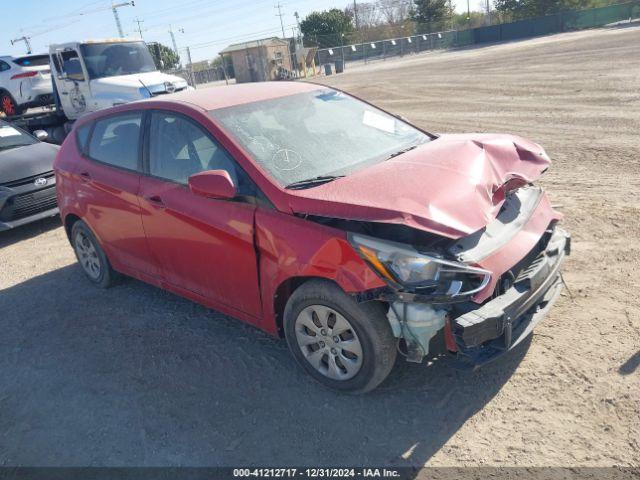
[467,0,471,22]
[275,2,286,39]
[134,17,144,39]
[185,46,195,87]
[449,0,453,29]
[168,25,184,68]
[486,0,492,25]
[353,0,359,30]
[294,11,301,40]
[169,25,179,54]
[111,1,134,37]
[10,36,32,54]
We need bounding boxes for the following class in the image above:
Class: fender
[255,208,386,335]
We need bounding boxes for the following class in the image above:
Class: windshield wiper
[286,175,344,190]
[386,144,419,160]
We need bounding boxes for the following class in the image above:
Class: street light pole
[111,1,134,37]
[10,36,32,54]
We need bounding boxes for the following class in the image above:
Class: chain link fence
[161,66,229,88]
[316,1,640,72]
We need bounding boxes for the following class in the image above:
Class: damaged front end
[286,132,571,368]
[333,186,570,368]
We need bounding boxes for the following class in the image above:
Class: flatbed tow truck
[4,38,190,144]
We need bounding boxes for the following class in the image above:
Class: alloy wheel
[74,231,102,280]
[294,305,364,380]
[1,95,16,116]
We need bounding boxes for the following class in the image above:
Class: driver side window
[60,50,85,81]
[148,112,245,189]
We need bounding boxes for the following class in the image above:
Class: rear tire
[284,280,397,394]
[71,220,117,288]
[0,92,23,116]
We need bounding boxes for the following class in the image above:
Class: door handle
[145,195,165,208]
[79,171,91,182]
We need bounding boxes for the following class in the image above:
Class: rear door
[78,111,159,277]
[138,110,262,318]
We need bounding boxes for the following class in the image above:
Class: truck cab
[49,39,190,120]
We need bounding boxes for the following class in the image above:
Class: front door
[53,48,91,119]
[138,110,262,319]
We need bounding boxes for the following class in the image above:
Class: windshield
[0,122,37,151]
[80,42,157,79]
[210,90,431,187]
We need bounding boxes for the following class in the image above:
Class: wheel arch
[273,276,344,337]
[63,212,82,243]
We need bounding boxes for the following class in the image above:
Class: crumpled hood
[285,133,551,239]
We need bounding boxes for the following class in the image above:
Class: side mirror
[33,130,49,141]
[188,170,236,200]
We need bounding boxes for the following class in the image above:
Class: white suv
[0,54,53,116]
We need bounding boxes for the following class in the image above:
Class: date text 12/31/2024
[233,468,402,478]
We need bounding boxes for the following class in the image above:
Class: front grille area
[0,171,55,189]
[492,223,556,298]
[0,186,57,221]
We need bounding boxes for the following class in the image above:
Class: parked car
[54,82,570,393]
[0,54,53,116]
[0,120,59,230]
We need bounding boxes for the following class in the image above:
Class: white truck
[7,39,190,143]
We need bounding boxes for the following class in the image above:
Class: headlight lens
[349,233,491,298]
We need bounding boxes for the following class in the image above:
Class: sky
[2,0,468,62]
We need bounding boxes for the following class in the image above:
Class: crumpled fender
[283,133,551,239]
[254,208,386,335]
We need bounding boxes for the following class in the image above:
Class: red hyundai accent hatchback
[55,82,570,393]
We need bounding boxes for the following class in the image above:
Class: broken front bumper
[451,226,571,367]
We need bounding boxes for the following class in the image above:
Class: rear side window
[0,61,10,72]
[76,123,92,154]
[88,113,141,171]
[13,55,50,67]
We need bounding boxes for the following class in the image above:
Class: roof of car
[0,53,47,59]
[168,81,326,111]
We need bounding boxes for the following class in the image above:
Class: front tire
[71,220,116,288]
[284,280,397,394]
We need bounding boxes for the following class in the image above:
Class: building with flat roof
[220,37,292,83]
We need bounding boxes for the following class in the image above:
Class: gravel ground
[0,25,638,468]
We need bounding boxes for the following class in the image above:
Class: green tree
[493,0,609,20]
[300,9,355,48]
[147,42,180,70]
[410,0,451,32]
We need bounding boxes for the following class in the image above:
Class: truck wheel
[0,92,23,116]
[284,280,397,394]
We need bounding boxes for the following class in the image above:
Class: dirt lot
[0,26,638,468]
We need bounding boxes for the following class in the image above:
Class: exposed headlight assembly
[349,233,491,300]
